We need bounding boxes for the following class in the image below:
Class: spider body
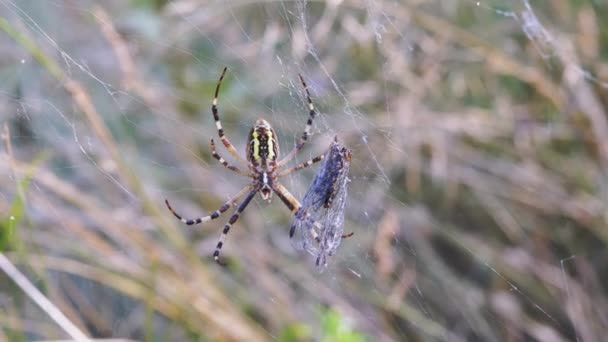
[248,119,279,201]
[248,119,279,166]
[165,68,326,263]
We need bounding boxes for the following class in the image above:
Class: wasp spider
[165,67,326,263]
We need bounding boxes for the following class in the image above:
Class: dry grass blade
[0,253,89,342]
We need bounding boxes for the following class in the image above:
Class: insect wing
[290,138,351,268]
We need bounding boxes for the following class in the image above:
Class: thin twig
[0,252,90,342]
[92,5,156,104]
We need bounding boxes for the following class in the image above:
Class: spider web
[0,0,606,340]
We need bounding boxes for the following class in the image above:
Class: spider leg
[210,139,251,176]
[165,185,252,225]
[213,187,258,263]
[276,74,318,168]
[276,153,324,178]
[213,67,250,167]
[271,183,302,216]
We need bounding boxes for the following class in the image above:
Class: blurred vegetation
[1,0,608,341]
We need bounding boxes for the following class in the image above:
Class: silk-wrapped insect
[290,137,353,268]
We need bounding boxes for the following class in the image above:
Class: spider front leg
[276,74,319,168]
[212,67,250,167]
[165,185,252,225]
[271,183,302,216]
[210,139,252,176]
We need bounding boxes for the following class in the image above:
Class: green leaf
[279,323,312,342]
[320,308,367,342]
[0,152,50,251]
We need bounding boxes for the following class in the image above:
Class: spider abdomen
[248,119,279,166]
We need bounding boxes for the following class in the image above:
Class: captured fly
[290,137,353,268]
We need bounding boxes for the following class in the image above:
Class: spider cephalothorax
[165,68,327,263]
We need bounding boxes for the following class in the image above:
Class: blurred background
[0,0,607,341]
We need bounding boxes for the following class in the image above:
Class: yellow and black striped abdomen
[247,119,279,166]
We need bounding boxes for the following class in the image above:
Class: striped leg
[213,67,250,167]
[277,153,324,177]
[165,185,252,225]
[213,188,258,263]
[276,74,318,168]
[210,139,251,176]
[271,183,302,216]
